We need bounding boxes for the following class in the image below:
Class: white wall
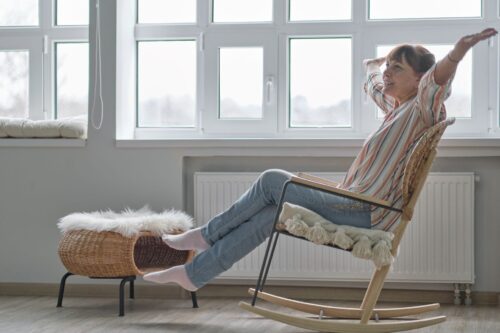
[0,0,498,293]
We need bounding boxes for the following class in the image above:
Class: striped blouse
[339,64,454,231]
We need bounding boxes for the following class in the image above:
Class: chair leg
[190,291,199,308]
[261,233,281,289]
[251,181,292,306]
[360,265,390,323]
[251,230,278,306]
[56,272,74,308]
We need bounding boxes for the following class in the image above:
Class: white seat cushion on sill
[0,115,87,139]
[278,202,396,269]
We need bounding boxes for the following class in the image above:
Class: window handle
[199,32,205,52]
[265,76,274,104]
[43,35,49,54]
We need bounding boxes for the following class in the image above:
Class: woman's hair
[387,44,435,74]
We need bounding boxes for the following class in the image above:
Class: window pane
[56,0,89,26]
[0,0,38,26]
[290,38,352,127]
[290,0,351,21]
[213,0,272,23]
[56,43,89,119]
[0,51,29,118]
[219,48,263,119]
[369,0,481,19]
[138,0,196,24]
[138,41,196,127]
[377,45,472,118]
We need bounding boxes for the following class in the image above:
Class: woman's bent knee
[259,169,292,188]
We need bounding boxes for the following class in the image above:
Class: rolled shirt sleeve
[364,69,396,115]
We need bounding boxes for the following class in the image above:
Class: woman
[144,28,497,291]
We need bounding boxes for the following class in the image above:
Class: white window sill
[115,137,500,157]
[0,138,87,147]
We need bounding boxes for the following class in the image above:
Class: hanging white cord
[91,0,103,130]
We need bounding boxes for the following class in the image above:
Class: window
[55,43,89,118]
[289,0,351,21]
[213,0,273,23]
[0,0,39,26]
[122,0,499,139]
[290,38,352,128]
[56,0,89,26]
[138,0,196,24]
[0,50,30,118]
[369,0,481,20]
[137,41,197,127]
[219,47,264,119]
[0,0,88,120]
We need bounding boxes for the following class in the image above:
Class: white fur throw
[278,202,395,269]
[58,206,193,237]
[0,115,87,139]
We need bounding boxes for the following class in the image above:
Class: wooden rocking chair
[239,118,455,333]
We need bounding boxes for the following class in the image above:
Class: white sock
[162,227,210,252]
[143,265,198,292]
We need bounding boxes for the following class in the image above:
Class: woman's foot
[143,265,198,292]
[162,227,210,252]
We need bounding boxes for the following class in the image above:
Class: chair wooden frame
[239,119,454,333]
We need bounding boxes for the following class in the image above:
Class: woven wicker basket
[58,230,194,277]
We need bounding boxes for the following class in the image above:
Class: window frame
[202,30,278,135]
[0,0,88,121]
[124,0,499,140]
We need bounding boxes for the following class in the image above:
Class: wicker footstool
[56,208,198,316]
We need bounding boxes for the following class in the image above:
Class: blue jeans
[185,169,371,288]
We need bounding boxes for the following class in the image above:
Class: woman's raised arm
[362,56,396,114]
[434,28,497,85]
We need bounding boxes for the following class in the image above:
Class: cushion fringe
[279,202,395,269]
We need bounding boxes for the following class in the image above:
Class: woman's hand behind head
[363,57,386,71]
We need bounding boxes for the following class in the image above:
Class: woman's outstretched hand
[435,28,497,85]
[450,28,498,62]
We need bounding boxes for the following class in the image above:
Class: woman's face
[382,57,421,104]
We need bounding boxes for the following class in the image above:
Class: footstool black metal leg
[119,278,126,316]
[56,272,74,308]
[190,291,199,308]
[119,276,136,316]
[129,279,135,299]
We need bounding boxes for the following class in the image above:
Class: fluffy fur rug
[58,206,193,237]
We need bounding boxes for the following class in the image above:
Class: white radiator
[194,172,475,284]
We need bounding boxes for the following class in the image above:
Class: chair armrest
[296,172,339,187]
[290,176,401,212]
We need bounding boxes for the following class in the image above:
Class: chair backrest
[390,118,454,251]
